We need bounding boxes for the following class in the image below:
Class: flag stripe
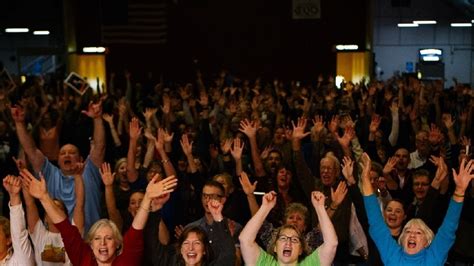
[101,1,167,45]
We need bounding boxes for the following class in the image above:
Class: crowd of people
[0,69,473,265]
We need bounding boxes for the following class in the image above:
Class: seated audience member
[1,175,35,265]
[22,167,177,266]
[239,191,338,266]
[361,152,474,265]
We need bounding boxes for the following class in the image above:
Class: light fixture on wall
[413,20,437,25]
[397,23,418,27]
[33,30,50,35]
[5,28,29,33]
[419,48,443,62]
[82,47,106,53]
[450,23,472,27]
[335,44,359,51]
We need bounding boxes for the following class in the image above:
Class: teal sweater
[363,194,462,266]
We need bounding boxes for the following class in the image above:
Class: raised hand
[20,169,48,200]
[337,126,355,148]
[312,115,325,134]
[162,129,174,143]
[180,134,193,156]
[341,156,356,185]
[429,156,448,188]
[330,181,348,208]
[129,117,143,140]
[239,171,257,196]
[197,92,209,107]
[12,156,26,171]
[161,94,171,115]
[260,145,272,160]
[10,105,26,123]
[146,175,178,199]
[99,162,115,187]
[150,194,171,212]
[220,138,233,155]
[174,225,184,239]
[102,113,114,124]
[3,175,22,196]
[239,119,258,138]
[328,115,340,134]
[369,114,381,134]
[291,117,310,140]
[360,153,372,184]
[230,138,244,161]
[428,124,443,145]
[208,199,224,222]
[442,113,455,129]
[311,191,326,209]
[383,156,398,176]
[261,191,277,210]
[72,162,85,177]
[82,101,103,119]
[452,159,474,196]
[143,107,158,121]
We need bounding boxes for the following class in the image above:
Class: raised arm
[311,191,338,266]
[102,113,122,147]
[72,162,85,235]
[21,169,67,224]
[10,105,45,173]
[230,137,244,176]
[239,191,277,265]
[180,133,198,173]
[239,171,259,216]
[239,119,265,177]
[132,174,178,230]
[4,175,35,266]
[82,101,106,167]
[100,162,124,230]
[127,117,142,183]
[155,128,176,177]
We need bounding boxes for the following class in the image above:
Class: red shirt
[55,219,144,266]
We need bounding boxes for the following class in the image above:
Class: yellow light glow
[68,54,106,94]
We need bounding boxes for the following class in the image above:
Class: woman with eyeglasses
[361,152,474,265]
[239,190,338,266]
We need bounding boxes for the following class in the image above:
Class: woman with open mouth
[22,167,178,266]
[360,153,474,265]
[239,190,338,266]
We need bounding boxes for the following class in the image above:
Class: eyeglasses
[320,166,334,172]
[413,182,430,187]
[277,234,301,244]
[202,193,224,200]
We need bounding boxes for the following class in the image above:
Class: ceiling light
[397,23,418,27]
[5,28,29,33]
[419,49,442,55]
[82,47,106,53]
[413,20,437,25]
[33,30,50,35]
[450,23,472,27]
[335,44,358,51]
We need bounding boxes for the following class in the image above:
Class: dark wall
[102,0,369,82]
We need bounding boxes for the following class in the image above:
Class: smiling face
[180,232,205,266]
[400,223,430,255]
[274,228,302,265]
[320,158,338,186]
[383,200,406,232]
[90,225,118,264]
[128,192,144,217]
[58,144,81,175]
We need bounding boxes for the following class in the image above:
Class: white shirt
[30,220,71,266]
[4,203,35,266]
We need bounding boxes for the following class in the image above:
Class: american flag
[101,1,168,45]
